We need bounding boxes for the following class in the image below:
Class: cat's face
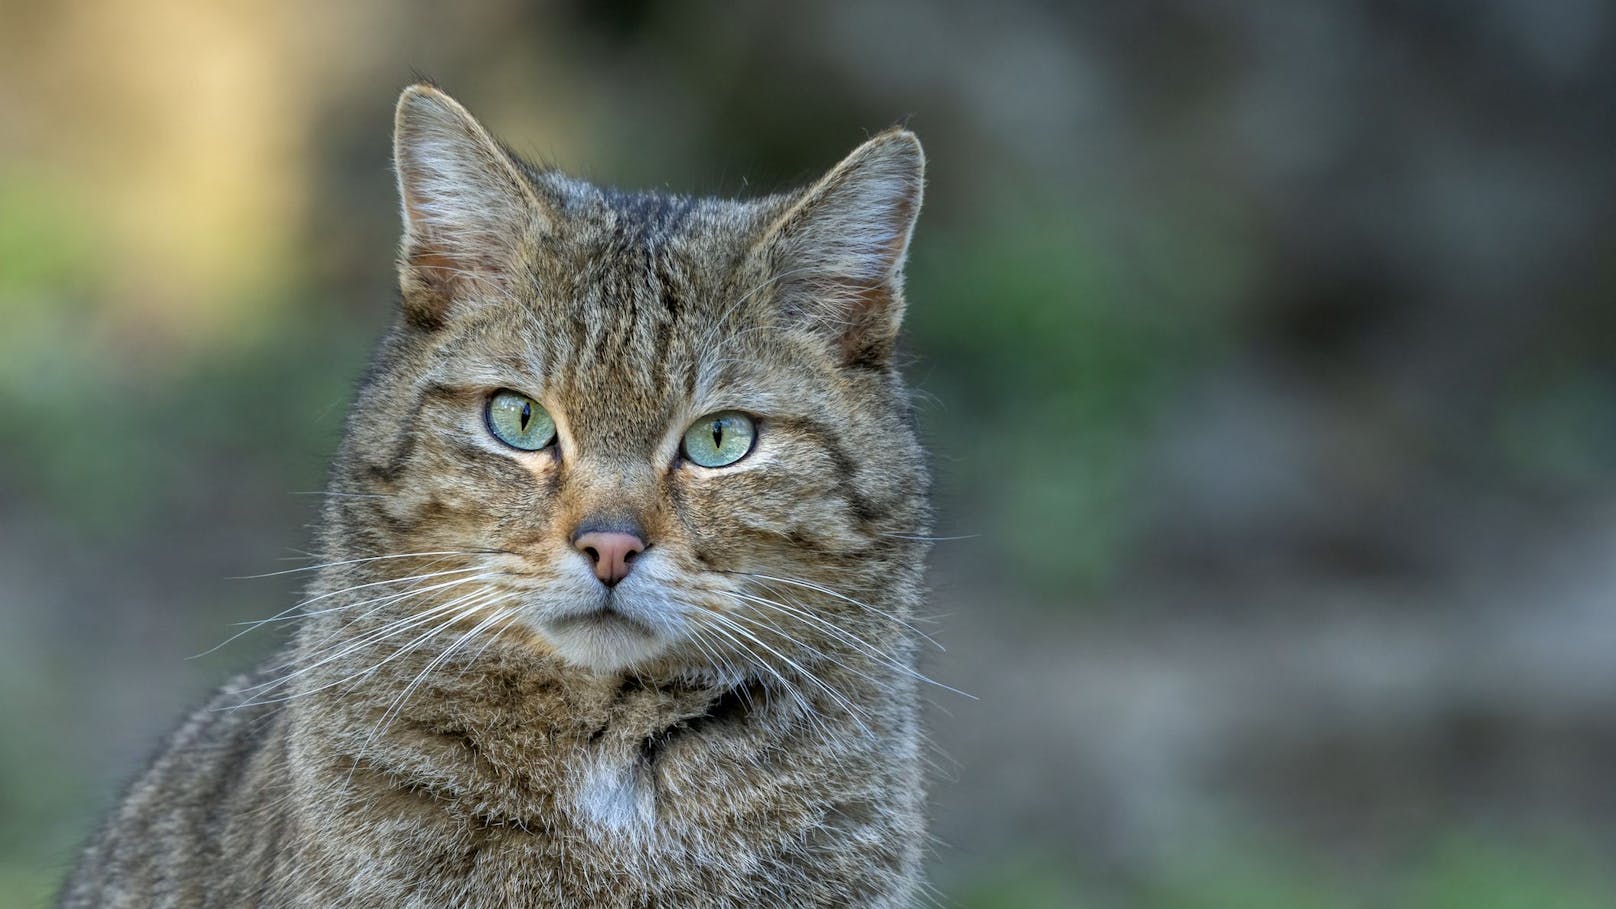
[325,86,927,678]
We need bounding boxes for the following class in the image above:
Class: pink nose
[573,531,646,587]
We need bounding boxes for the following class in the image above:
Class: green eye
[486,391,556,451]
[681,411,757,468]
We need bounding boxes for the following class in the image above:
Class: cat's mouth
[546,600,655,637]
[530,593,672,674]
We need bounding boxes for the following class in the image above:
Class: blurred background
[3,2,1615,906]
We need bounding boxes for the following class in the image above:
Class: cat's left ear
[393,84,546,328]
[756,129,925,368]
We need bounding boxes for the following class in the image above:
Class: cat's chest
[294,748,817,908]
[285,690,902,908]
[288,675,873,903]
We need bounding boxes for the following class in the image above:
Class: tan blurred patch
[0,2,314,341]
[0,1,603,357]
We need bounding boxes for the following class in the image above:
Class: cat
[59,83,933,908]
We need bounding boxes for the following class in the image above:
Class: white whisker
[727,591,973,700]
[229,551,489,579]
[267,573,496,670]
[701,610,872,736]
[227,582,499,707]
[192,567,487,660]
[351,593,515,765]
[738,572,946,651]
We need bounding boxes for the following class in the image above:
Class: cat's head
[323,85,928,679]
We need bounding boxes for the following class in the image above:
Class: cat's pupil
[520,401,531,431]
[711,421,724,448]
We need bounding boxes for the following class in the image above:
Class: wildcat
[59,84,932,908]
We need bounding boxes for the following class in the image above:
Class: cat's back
[58,672,293,908]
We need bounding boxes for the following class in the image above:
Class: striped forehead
[533,197,723,455]
[547,275,685,448]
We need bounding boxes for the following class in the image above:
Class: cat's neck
[283,630,892,820]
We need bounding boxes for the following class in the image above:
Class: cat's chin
[535,610,671,675]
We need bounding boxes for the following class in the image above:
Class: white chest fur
[571,756,656,837]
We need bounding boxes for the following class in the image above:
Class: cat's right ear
[393,84,545,329]
[751,129,924,369]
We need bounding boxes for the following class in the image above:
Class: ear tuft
[757,129,925,368]
[393,84,541,328]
